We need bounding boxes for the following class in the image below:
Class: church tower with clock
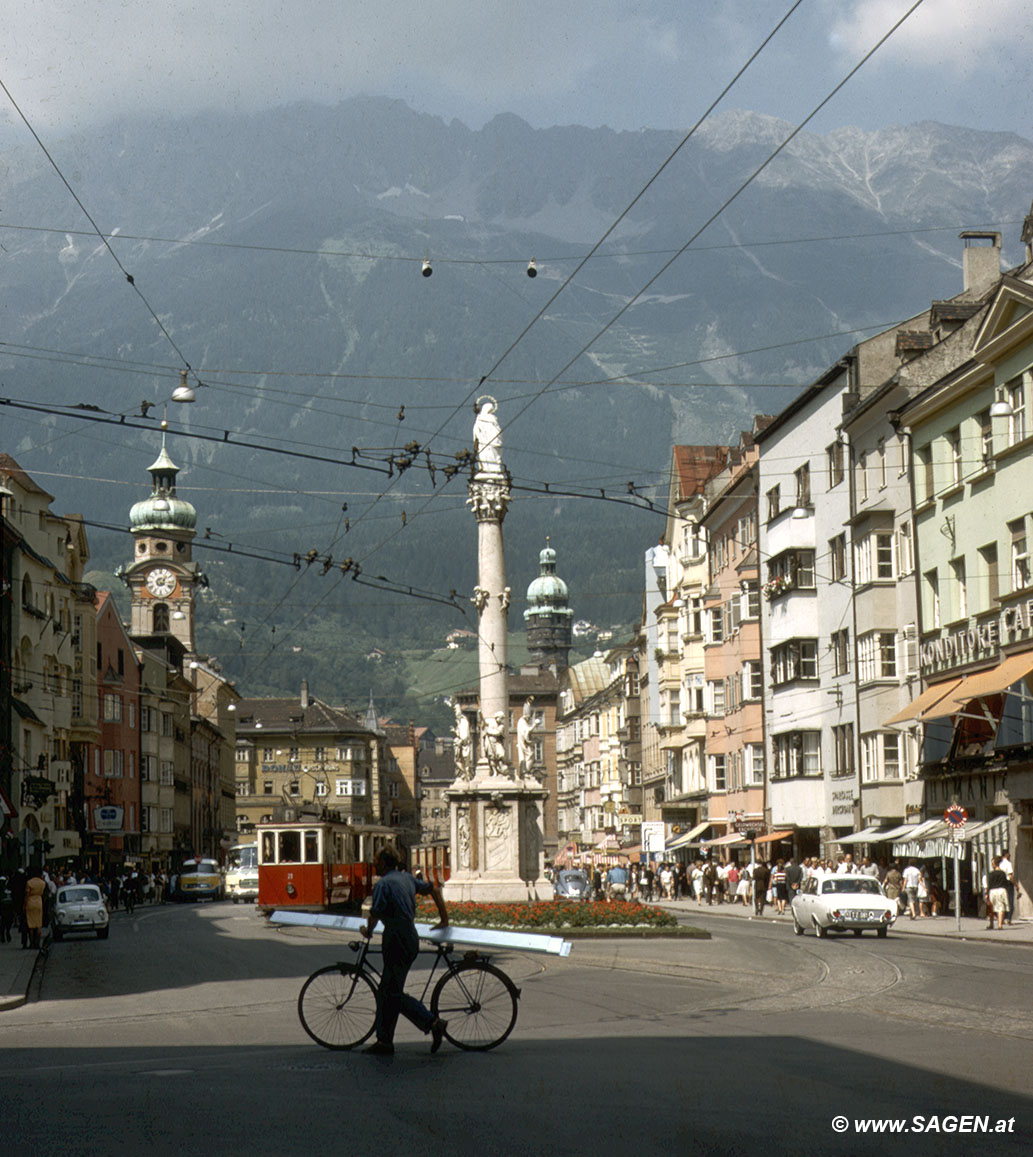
[124,434,201,653]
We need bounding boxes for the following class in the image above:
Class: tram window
[261,831,276,864]
[279,830,302,863]
[304,829,320,862]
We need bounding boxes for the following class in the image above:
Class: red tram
[256,819,393,911]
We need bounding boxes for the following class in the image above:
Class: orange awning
[883,677,964,726]
[750,829,794,844]
[946,649,1033,707]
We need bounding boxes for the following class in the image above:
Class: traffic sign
[944,804,968,828]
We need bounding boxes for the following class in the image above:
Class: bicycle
[297,935,520,1052]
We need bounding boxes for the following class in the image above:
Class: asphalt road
[1,902,1030,1156]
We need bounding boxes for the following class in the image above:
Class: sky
[2,0,1031,140]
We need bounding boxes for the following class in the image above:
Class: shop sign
[21,775,56,809]
[920,597,1033,674]
[93,805,124,833]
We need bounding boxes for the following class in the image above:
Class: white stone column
[444,398,546,901]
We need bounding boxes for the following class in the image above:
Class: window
[104,750,124,778]
[858,631,897,682]
[141,755,155,782]
[827,441,845,487]
[855,532,893,585]
[1010,519,1030,590]
[160,760,174,786]
[858,452,869,503]
[315,781,328,797]
[924,569,941,629]
[745,743,765,785]
[1007,373,1027,446]
[832,723,854,777]
[103,694,122,722]
[897,431,909,477]
[741,581,760,619]
[829,534,847,583]
[895,521,914,577]
[947,426,963,485]
[263,780,273,795]
[771,639,819,685]
[742,661,763,700]
[708,680,726,715]
[980,542,999,606]
[772,731,821,778]
[916,443,934,502]
[152,603,170,633]
[236,746,250,763]
[709,754,727,792]
[877,439,887,489]
[707,606,724,644]
[314,746,326,762]
[766,485,781,522]
[765,549,815,598]
[861,733,902,783]
[161,713,174,738]
[794,462,811,508]
[950,557,967,620]
[979,409,993,466]
[141,706,155,732]
[831,629,850,677]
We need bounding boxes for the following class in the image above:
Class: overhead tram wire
[341,0,810,557]
[496,0,930,447]
[0,76,199,393]
[0,217,1020,271]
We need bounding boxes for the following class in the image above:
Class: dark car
[552,869,593,901]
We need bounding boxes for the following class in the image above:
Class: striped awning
[666,821,710,850]
[832,825,893,845]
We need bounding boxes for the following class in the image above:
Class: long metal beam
[269,910,573,957]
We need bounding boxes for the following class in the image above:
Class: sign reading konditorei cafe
[920,597,1033,676]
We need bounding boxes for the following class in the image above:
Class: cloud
[2,0,687,130]
[829,0,1029,74]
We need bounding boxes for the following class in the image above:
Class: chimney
[300,679,309,709]
[960,231,1002,295]
[1022,200,1033,263]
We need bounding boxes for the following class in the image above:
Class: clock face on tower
[145,567,177,598]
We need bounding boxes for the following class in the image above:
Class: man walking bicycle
[361,845,449,1056]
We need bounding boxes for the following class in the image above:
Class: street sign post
[945,804,967,934]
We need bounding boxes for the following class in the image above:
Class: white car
[52,883,110,940]
[791,874,896,938]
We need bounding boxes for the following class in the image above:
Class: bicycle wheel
[298,965,378,1050]
[430,961,519,1051]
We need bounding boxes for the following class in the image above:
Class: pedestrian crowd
[571,848,1018,927]
[0,863,173,950]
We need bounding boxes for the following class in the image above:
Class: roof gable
[973,275,1033,363]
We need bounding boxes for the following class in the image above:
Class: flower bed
[416,898,678,930]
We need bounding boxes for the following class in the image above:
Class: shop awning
[892,819,951,857]
[701,832,746,847]
[964,815,1010,859]
[883,678,964,726]
[832,825,892,845]
[666,821,710,850]
[946,649,1033,708]
[750,829,794,845]
[869,822,923,842]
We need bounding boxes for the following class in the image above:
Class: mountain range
[2,99,1031,723]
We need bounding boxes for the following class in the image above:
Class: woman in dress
[24,869,47,949]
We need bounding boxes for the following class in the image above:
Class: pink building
[700,424,770,861]
[86,593,141,870]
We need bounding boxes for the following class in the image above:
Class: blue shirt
[370,870,432,933]
[607,866,628,884]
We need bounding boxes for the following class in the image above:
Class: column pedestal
[445,774,547,903]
